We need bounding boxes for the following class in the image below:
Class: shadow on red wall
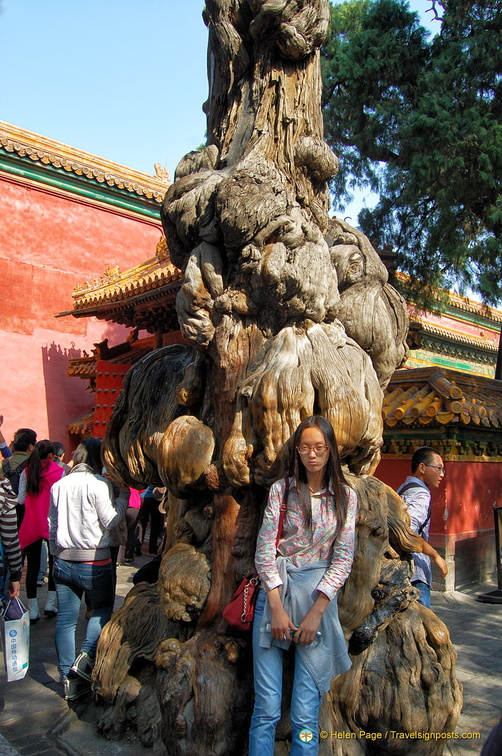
[41,323,137,451]
[42,341,91,450]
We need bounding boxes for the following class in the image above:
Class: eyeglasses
[296,445,329,456]
[424,463,445,473]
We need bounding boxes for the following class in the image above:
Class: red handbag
[223,482,288,631]
[222,573,261,630]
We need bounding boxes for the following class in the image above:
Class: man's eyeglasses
[297,445,329,456]
[424,463,445,473]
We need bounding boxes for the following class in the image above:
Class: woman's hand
[294,592,330,645]
[270,607,297,641]
[267,587,297,641]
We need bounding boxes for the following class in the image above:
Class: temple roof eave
[0,120,170,204]
[414,322,499,355]
[61,280,180,317]
[60,292,180,333]
[63,237,183,316]
[396,271,502,326]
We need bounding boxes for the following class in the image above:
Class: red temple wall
[0,178,160,273]
[376,458,502,538]
[1,174,162,448]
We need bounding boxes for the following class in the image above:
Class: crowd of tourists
[0,417,165,701]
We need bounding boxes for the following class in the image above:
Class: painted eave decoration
[0,120,169,220]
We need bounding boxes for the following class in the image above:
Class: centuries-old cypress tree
[93,3,462,753]
[322,0,502,306]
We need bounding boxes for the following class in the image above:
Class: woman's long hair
[287,415,349,541]
[26,439,55,495]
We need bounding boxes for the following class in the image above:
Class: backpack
[397,482,432,537]
[1,457,29,496]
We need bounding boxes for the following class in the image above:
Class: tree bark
[95,2,460,753]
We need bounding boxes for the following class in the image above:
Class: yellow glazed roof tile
[384,367,502,429]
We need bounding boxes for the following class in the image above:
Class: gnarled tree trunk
[94,2,461,753]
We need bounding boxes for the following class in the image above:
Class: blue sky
[0,0,439,205]
[0,0,208,178]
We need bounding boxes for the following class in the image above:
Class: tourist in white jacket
[49,438,127,701]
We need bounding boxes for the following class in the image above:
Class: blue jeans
[53,558,115,679]
[412,580,431,608]
[249,590,322,756]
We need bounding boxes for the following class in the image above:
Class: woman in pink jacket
[18,440,64,622]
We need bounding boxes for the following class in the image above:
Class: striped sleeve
[0,481,23,581]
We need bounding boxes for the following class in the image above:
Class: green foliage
[322,0,502,306]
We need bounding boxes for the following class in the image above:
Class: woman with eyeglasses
[249,415,358,756]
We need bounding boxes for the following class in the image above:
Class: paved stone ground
[0,553,151,756]
[1,565,500,756]
[432,585,502,756]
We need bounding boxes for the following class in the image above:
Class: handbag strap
[275,477,289,548]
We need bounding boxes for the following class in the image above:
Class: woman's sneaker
[70,651,95,682]
[63,675,91,701]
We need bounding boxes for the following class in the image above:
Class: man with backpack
[397,446,448,608]
[1,428,37,525]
